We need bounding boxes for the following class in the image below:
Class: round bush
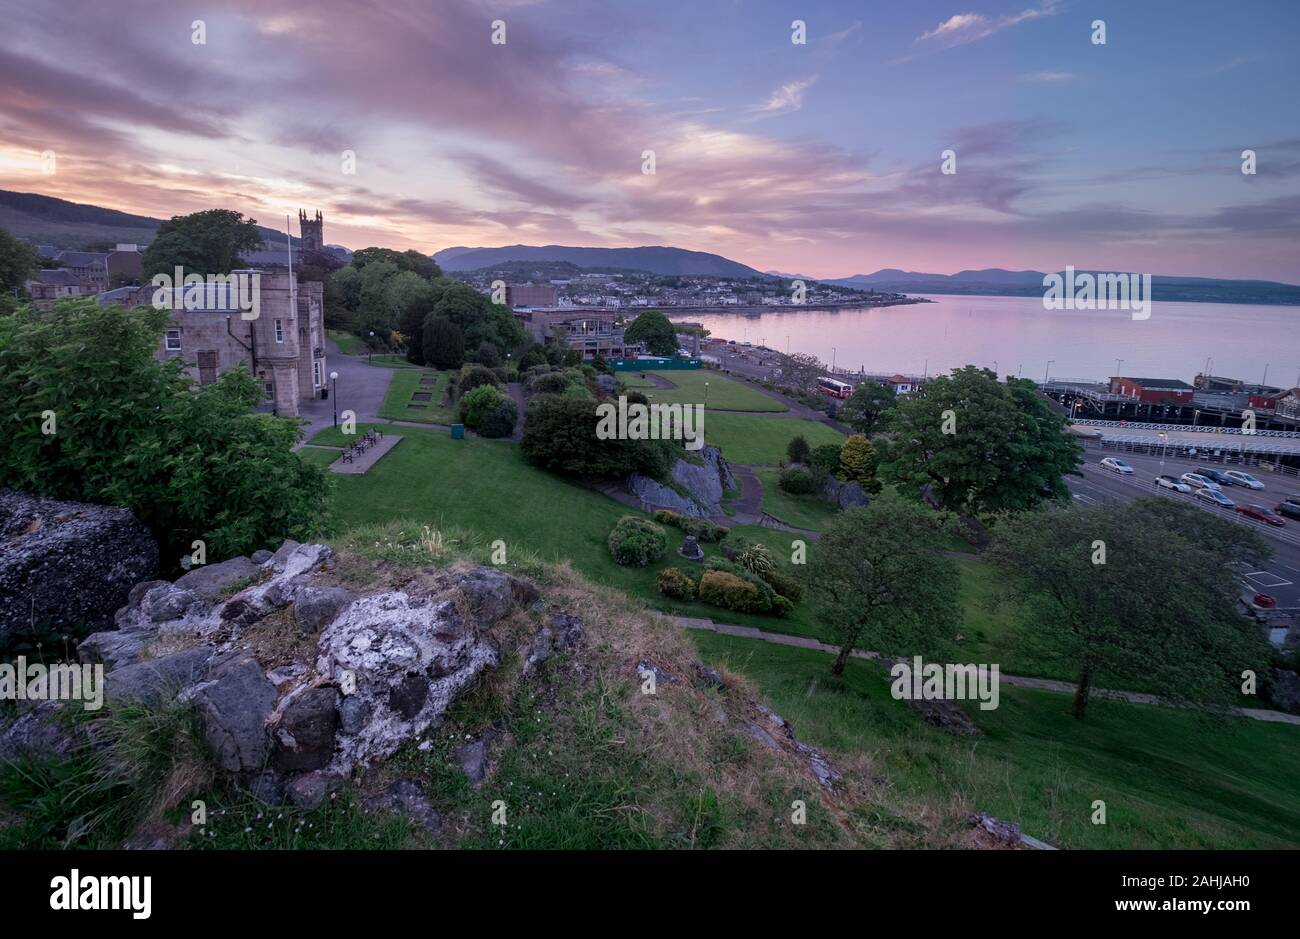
[459,384,505,428]
[607,516,668,567]
[459,364,500,396]
[477,397,518,438]
[778,467,816,495]
[656,567,698,601]
[698,570,764,613]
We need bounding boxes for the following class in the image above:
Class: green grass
[327,329,367,355]
[703,413,844,466]
[692,632,1300,849]
[752,466,842,531]
[297,446,341,469]
[638,370,787,412]
[378,369,456,424]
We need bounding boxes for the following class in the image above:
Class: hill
[0,189,305,251]
[433,243,768,278]
[829,268,1300,305]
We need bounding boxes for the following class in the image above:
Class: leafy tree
[430,281,525,357]
[787,435,811,465]
[987,499,1270,719]
[518,345,548,372]
[141,209,263,278]
[838,434,882,493]
[474,341,500,367]
[809,443,842,477]
[422,315,464,369]
[458,384,505,428]
[623,309,678,356]
[807,497,962,674]
[0,227,41,297]
[781,351,824,393]
[0,299,328,566]
[840,380,896,435]
[521,394,677,480]
[879,366,1082,518]
[351,247,442,280]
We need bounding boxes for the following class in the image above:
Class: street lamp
[368,330,375,364]
[1115,357,1124,376]
[330,370,339,428]
[704,381,710,409]
[1158,431,1168,469]
[832,347,837,373]
[1044,360,1054,385]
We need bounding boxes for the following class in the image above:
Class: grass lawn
[365,353,420,369]
[378,369,456,424]
[704,413,844,465]
[692,632,1300,849]
[327,329,367,355]
[752,466,842,531]
[639,370,787,413]
[297,446,341,469]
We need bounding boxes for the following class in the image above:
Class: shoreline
[661,296,932,316]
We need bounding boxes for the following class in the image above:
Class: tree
[521,394,677,480]
[141,209,263,278]
[0,227,41,297]
[787,435,811,465]
[841,380,896,435]
[878,367,1082,518]
[430,281,526,357]
[987,499,1270,719]
[351,247,442,281]
[781,351,824,393]
[422,315,465,369]
[838,434,881,493]
[623,309,678,356]
[0,299,328,566]
[807,497,962,674]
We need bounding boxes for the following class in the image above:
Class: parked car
[1236,503,1286,526]
[1155,474,1192,493]
[1223,470,1265,490]
[1194,487,1235,508]
[1199,468,1235,486]
[1180,472,1221,491]
[1278,500,1300,521]
[1100,457,1134,475]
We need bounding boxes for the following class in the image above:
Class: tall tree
[987,499,1270,719]
[623,309,678,356]
[421,315,465,369]
[141,209,263,278]
[807,497,962,674]
[840,380,896,435]
[0,227,41,298]
[879,366,1082,518]
[838,434,882,492]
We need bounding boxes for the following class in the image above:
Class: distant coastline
[660,296,932,316]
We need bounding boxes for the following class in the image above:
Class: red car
[1235,503,1287,526]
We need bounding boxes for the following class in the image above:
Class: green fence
[609,357,701,371]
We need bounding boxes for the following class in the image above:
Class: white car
[1224,471,1265,490]
[1194,487,1235,508]
[1156,474,1192,493]
[1100,457,1134,475]
[1180,472,1221,491]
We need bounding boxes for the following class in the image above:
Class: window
[165,329,181,351]
[274,319,285,343]
[197,351,218,386]
[313,361,323,388]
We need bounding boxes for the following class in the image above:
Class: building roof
[55,250,109,268]
[887,373,913,383]
[31,269,81,287]
[1115,377,1194,390]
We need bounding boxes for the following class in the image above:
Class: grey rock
[250,549,274,564]
[272,686,339,773]
[455,730,498,786]
[104,645,214,706]
[969,812,1022,846]
[636,659,678,686]
[173,556,259,602]
[125,579,170,612]
[522,627,553,679]
[250,770,287,805]
[267,663,306,687]
[454,567,539,625]
[285,770,345,809]
[78,628,151,670]
[364,779,441,833]
[821,476,868,509]
[190,654,276,775]
[741,720,778,750]
[293,585,356,633]
[549,611,584,651]
[0,701,82,762]
[0,489,158,643]
[695,665,727,691]
[626,474,706,517]
[142,585,201,622]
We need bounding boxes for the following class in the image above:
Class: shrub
[779,467,816,495]
[698,570,766,614]
[701,558,782,614]
[653,509,726,543]
[458,363,500,397]
[656,567,698,601]
[459,384,505,428]
[735,542,776,580]
[474,342,500,367]
[787,435,811,465]
[523,395,678,480]
[810,444,842,476]
[518,346,548,371]
[839,434,881,492]
[765,568,804,603]
[607,516,668,567]
[477,397,518,438]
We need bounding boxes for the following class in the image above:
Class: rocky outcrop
[626,446,735,518]
[820,475,869,509]
[0,489,158,643]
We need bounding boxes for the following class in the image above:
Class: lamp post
[832,347,837,373]
[330,370,339,428]
[368,331,375,364]
[704,381,710,409]
[1158,431,1168,470]
[1044,360,1054,385]
[1115,357,1123,377]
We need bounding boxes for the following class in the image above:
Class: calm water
[690,294,1300,385]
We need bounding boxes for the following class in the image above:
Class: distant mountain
[828,268,1300,305]
[0,189,307,252]
[434,244,767,278]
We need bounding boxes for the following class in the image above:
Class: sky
[1,0,1297,281]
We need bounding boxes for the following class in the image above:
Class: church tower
[298,209,323,253]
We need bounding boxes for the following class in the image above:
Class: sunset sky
[1,0,1297,280]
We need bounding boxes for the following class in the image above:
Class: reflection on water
[687,295,1298,384]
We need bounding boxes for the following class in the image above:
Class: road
[1068,444,1300,613]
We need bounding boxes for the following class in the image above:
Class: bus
[817,376,853,399]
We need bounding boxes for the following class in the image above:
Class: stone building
[24,269,82,310]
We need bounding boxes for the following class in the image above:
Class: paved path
[329,434,403,474]
[296,339,396,445]
[673,615,1300,725]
